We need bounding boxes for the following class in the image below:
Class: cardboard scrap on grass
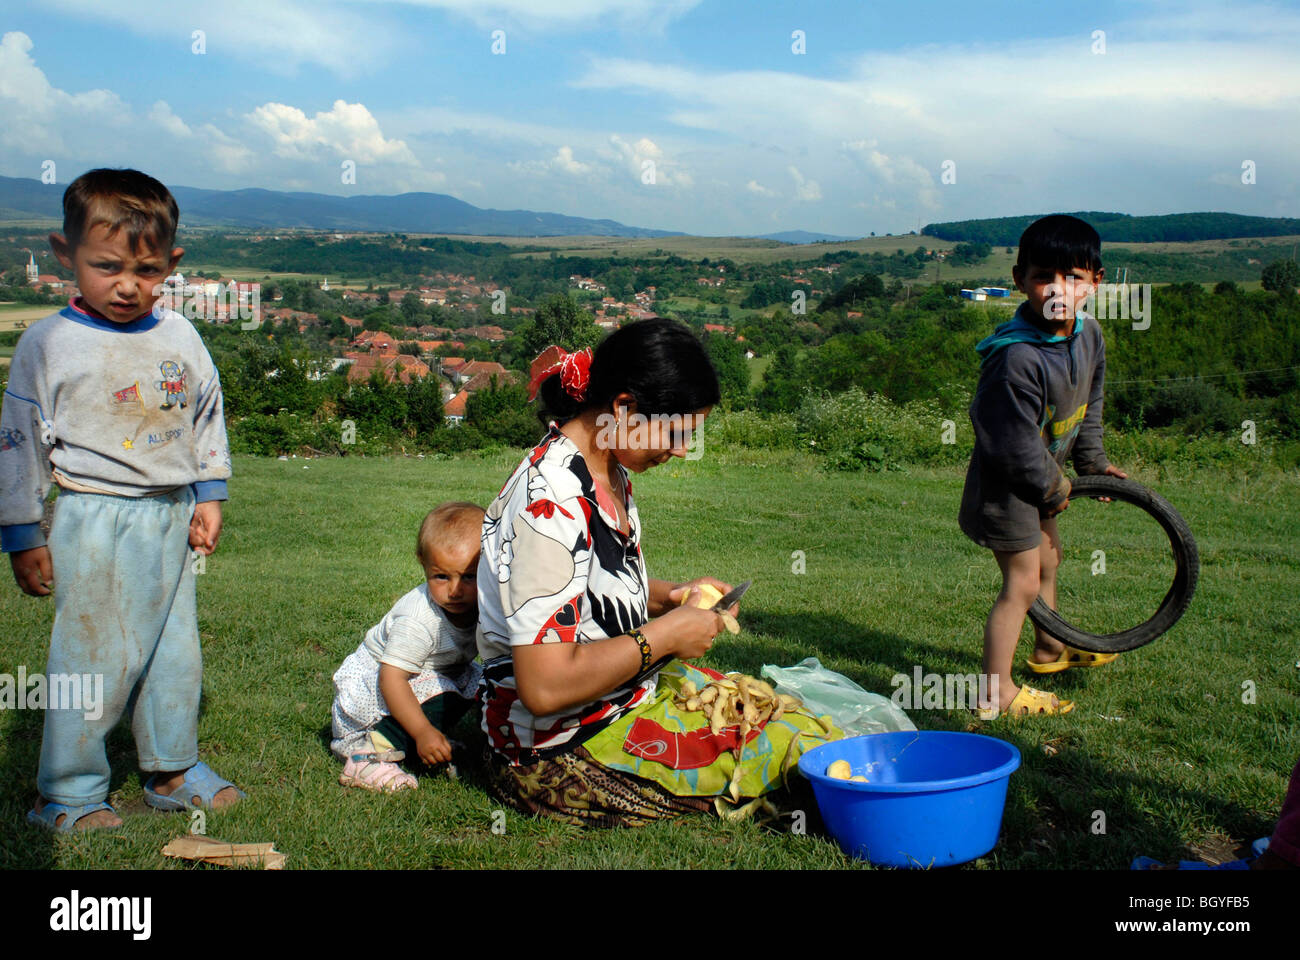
[162,835,287,870]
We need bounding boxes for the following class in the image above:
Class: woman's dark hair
[1016,214,1103,275]
[536,318,721,425]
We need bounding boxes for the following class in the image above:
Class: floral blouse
[477,422,656,764]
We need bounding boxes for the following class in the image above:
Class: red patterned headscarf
[527,345,594,402]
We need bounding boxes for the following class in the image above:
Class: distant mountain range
[9,176,1290,246]
[924,211,1300,245]
[0,175,682,239]
[750,230,860,244]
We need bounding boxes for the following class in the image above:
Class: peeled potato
[850,775,870,783]
[827,759,852,780]
[678,583,741,634]
[678,583,725,609]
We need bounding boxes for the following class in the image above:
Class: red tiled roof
[444,389,469,418]
[462,370,522,393]
[346,354,432,385]
[459,360,508,379]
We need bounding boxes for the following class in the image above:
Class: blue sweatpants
[38,487,202,806]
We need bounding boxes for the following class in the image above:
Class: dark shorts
[373,690,475,759]
[958,460,1046,553]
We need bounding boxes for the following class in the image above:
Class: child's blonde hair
[416,501,484,566]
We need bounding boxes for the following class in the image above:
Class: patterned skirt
[485,662,841,828]
[486,744,714,828]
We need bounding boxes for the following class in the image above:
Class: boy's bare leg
[1030,516,1067,663]
[983,543,1066,712]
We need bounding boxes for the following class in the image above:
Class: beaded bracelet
[630,627,652,673]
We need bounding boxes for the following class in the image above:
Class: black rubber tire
[1027,475,1199,653]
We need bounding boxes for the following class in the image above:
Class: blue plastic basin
[798,731,1021,868]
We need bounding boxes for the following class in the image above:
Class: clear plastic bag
[761,657,915,737]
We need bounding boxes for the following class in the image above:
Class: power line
[1109,364,1300,385]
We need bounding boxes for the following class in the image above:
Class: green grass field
[1,448,1296,869]
[494,232,965,265]
[171,264,330,283]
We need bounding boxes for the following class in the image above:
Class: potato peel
[672,670,806,773]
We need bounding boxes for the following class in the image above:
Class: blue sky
[2,0,1298,236]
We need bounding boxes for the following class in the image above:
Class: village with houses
[6,220,1287,461]
[6,237,783,437]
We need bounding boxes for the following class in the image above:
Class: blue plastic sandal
[143,761,245,812]
[27,800,120,833]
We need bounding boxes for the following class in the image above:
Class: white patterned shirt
[477,423,655,764]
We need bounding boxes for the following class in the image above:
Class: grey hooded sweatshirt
[958,304,1111,552]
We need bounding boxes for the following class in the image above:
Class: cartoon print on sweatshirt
[155,360,187,409]
[109,382,144,416]
[0,426,25,453]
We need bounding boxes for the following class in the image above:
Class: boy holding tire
[959,214,1127,718]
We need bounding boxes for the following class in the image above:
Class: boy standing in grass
[330,502,484,792]
[959,214,1127,717]
[0,168,240,830]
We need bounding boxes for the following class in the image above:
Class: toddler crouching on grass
[330,502,484,792]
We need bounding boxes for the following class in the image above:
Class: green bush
[794,386,972,470]
[1109,378,1246,434]
[706,409,798,448]
[466,381,539,448]
[1103,425,1298,474]
[229,413,397,457]
[429,423,492,454]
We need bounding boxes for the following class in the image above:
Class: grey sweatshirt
[958,306,1111,551]
[0,300,231,552]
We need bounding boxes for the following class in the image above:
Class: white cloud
[552,145,589,175]
[148,101,256,174]
[37,0,705,77]
[148,101,192,139]
[39,0,397,76]
[6,2,1299,237]
[605,133,691,189]
[0,31,127,156]
[0,33,260,180]
[841,139,938,210]
[246,100,418,165]
[0,32,439,193]
[359,0,703,31]
[788,166,821,202]
[572,10,1300,228]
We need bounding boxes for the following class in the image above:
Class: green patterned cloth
[584,661,843,801]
